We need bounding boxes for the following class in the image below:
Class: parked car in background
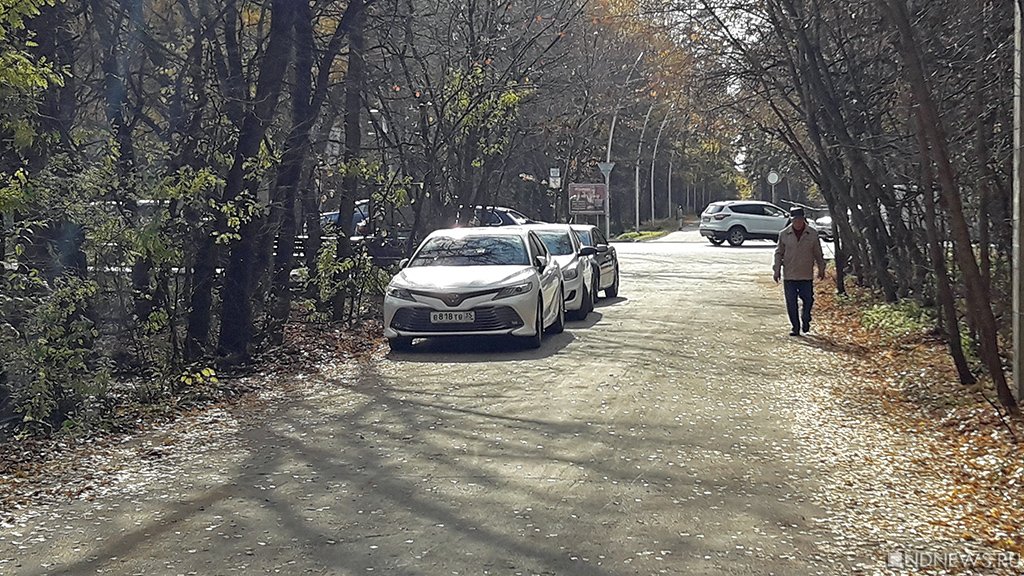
[814,214,834,241]
[456,205,543,227]
[383,227,565,351]
[569,224,619,298]
[521,225,598,320]
[320,199,412,267]
[699,200,789,246]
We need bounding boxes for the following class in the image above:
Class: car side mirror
[535,255,548,269]
[579,246,598,257]
[398,258,409,269]
[595,244,609,253]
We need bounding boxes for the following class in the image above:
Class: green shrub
[0,271,111,434]
[861,300,936,340]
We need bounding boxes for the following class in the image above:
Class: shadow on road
[385,330,575,363]
[593,296,627,309]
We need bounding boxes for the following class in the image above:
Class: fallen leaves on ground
[806,277,1023,573]
[0,318,385,524]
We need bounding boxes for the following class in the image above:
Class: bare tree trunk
[916,109,976,385]
[215,0,295,360]
[885,0,1016,410]
[332,0,366,321]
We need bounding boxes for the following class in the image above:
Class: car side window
[528,233,546,260]
[731,204,758,215]
[593,228,607,245]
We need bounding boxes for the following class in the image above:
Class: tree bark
[332,0,367,321]
[214,0,296,360]
[885,0,1016,410]
[916,109,976,386]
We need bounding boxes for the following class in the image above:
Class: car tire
[521,299,543,349]
[709,237,725,246]
[605,267,620,298]
[548,289,566,334]
[388,337,413,352]
[727,226,746,246]
[571,281,593,320]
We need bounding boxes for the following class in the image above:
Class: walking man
[773,207,826,336]
[676,205,684,230]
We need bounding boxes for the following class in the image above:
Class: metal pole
[667,153,674,220]
[636,103,654,231]
[1014,0,1024,402]
[651,107,673,223]
[605,52,644,238]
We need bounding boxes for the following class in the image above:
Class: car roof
[713,200,775,206]
[513,224,574,233]
[425,226,529,239]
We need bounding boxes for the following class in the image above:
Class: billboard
[569,183,607,215]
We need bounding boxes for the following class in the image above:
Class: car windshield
[573,229,593,247]
[408,235,529,267]
[536,231,574,256]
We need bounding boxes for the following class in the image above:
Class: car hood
[551,254,578,270]
[391,265,535,290]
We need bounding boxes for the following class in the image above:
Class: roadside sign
[550,167,561,179]
[598,162,615,178]
[569,183,607,215]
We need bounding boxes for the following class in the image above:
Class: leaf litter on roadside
[780,277,1024,575]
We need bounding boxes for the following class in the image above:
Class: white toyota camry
[383,227,565,351]
[520,225,598,320]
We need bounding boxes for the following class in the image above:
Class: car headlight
[494,282,534,300]
[562,267,579,280]
[387,286,415,301]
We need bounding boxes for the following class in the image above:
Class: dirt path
[4,231,862,575]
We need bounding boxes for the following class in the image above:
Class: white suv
[699,201,790,246]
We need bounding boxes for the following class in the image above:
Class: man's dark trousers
[784,280,814,332]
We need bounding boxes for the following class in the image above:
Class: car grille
[391,306,524,333]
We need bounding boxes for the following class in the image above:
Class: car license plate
[430,311,475,324]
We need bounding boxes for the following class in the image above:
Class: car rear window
[573,229,593,246]
[705,204,725,214]
[536,231,574,256]
[409,235,528,266]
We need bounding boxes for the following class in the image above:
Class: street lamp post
[635,103,654,231]
[768,170,781,204]
[599,162,615,234]
[651,105,673,223]
[1014,0,1024,402]
[604,52,645,238]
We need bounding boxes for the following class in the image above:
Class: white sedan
[520,225,598,320]
[383,227,565,351]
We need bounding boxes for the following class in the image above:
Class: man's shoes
[789,329,801,337]
[802,322,811,334]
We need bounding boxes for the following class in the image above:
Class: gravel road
[3,230,860,576]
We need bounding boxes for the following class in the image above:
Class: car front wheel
[520,299,543,349]
[605,266,620,298]
[547,288,566,334]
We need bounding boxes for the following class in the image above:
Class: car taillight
[713,213,730,220]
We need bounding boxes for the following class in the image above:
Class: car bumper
[699,226,727,240]
[563,274,586,311]
[383,291,538,339]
